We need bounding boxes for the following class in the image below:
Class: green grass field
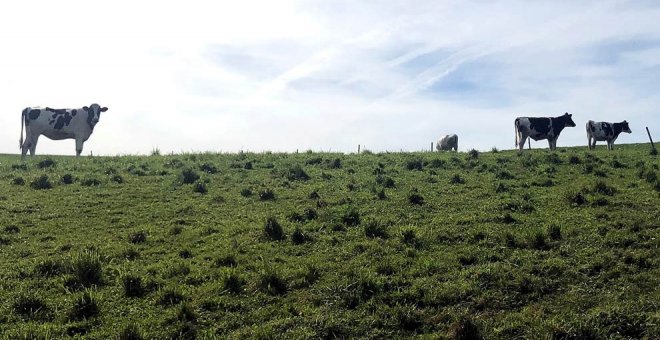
[0,144,658,339]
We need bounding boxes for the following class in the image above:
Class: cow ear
[100,107,108,112]
[83,106,89,112]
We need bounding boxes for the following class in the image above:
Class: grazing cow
[514,112,576,151]
[19,104,108,159]
[436,134,458,152]
[586,120,631,150]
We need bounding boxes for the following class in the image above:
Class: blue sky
[1,0,659,155]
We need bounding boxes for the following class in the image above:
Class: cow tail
[514,119,519,147]
[19,109,25,150]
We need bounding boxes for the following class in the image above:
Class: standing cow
[436,134,458,152]
[19,103,108,159]
[586,120,631,150]
[515,112,576,151]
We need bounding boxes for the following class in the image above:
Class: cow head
[620,120,632,133]
[83,103,108,127]
[563,112,576,127]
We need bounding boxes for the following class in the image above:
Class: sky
[1,0,659,155]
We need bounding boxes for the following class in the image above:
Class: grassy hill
[0,144,658,339]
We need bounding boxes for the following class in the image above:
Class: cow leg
[29,135,39,156]
[75,138,84,157]
[20,135,31,160]
[587,136,592,150]
[518,135,527,151]
[548,138,554,150]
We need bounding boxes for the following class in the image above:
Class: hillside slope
[0,144,658,338]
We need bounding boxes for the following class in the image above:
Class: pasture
[0,144,658,339]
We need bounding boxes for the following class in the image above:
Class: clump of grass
[193,181,207,194]
[593,181,616,196]
[569,155,582,164]
[498,213,516,224]
[179,249,193,259]
[4,225,20,233]
[69,249,103,288]
[528,230,549,250]
[406,158,423,171]
[291,226,308,245]
[342,207,361,227]
[548,224,562,240]
[119,323,143,340]
[240,188,253,197]
[222,269,245,294]
[81,178,101,186]
[450,316,483,340]
[375,175,395,188]
[326,158,342,169]
[450,174,465,184]
[364,220,388,239]
[62,174,74,184]
[163,263,190,278]
[30,175,52,190]
[429,159,446,168]
[12,163,28,170]
[495,183,509,193]
[199,162,218,174]
[259,188,276,201]
[120,248,140,261]
[214,254,237,267]
[264,217,285,241]
[111,174,124,184]
[34,258,65,277]
[12,292,49,320]
[309,190,320,199]
[286,165,310,181]
[157,288,185,306]
[304,208,318,220]
[566,190,587,207]
[259,269,288,296]
[491,147,499,153]
[468,149,479,159]
[545,153,562,164]
[68,290,99,321]
[375,188,387,200]
[180,168,200,184]
[401,229,417,247]
[408,191,424,205]
[12,177,25,185]
[496,170,515,180]
[122,274,144,298]
[37,158,56,169]
[128,231,147,244]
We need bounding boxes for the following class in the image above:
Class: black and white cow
[586,120,631,150]
[436,134,458,151]
[19,104,108,159]
[514,113,576,151]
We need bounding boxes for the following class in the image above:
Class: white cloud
[1,0,659,155]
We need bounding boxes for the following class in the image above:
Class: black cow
[515,113,576,151]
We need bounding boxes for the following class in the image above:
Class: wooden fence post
[646,127,656,151]
[358,144,360,154]
[431,142,434,152]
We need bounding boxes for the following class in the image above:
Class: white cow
[436,134,458,152]
[20,104,108,159]
[586,120,631,150]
